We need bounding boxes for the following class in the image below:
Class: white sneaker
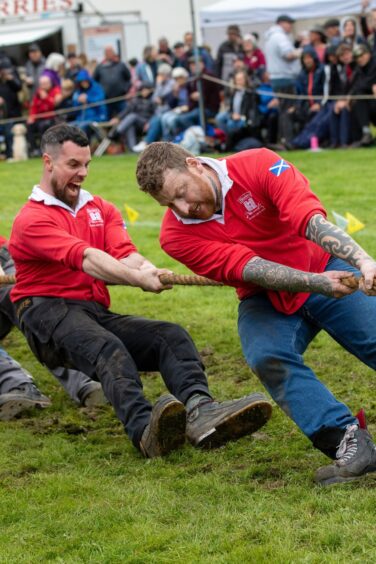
[132,141,147,153]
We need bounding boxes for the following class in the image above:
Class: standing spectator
[24,43,45,99]
[27,75,62,156]
[340,16,366,48]
[0,59,22,159]
[127,58,141,98]
[309,25,327,63]
[216,24,243,82]
[360,0,376,54]
[152,63,175,114]
[65,52,82,82]
[323,18,342,47]
[242,34,266,77]
[349,43,376,146]
[264,14,301,145]
[42,53,65,88]
[71,69,107,140]
[136,46,159,86]
[93,46,131,118]
[183,32,215,73]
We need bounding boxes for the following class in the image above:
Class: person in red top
[136,141,376,484]
[9,123,272,458]
[27,75,62,156]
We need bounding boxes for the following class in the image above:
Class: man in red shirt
[9,124,272,458]
[136,142,376,484]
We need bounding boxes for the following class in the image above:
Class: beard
[50,175,80,208]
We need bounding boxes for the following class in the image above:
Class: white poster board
[82,24,125,64]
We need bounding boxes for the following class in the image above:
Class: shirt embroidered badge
[269,159,290,177]
[87,208,104,226]
[238,192,265,221]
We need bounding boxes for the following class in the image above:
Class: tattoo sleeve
[242,257,334,295]
[305,214,371,268]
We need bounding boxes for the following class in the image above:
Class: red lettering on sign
[14,0,29,15]
[0,1,10,16]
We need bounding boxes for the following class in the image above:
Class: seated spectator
[152,63,175,115]
[42,52,65,87]
[24,43,45,99]
[256,71,279,145]
[71,69,108,141]
[242,34,266,77]
[27,75,62,156]
[136,46,159,86]
[56,78,77,122]
[172,41,189,69]
[133,66,190,151]
[93,46,131,118]
[340,16,366,48]
[309,25,327,63]
[65,52,82,82]
[349,43,376,146]
[107,81,156,152]
[0,59,22,159]
[215,69,258,148]
[157,37,174,66]
[173,56,221,137]
[127,57,141,98]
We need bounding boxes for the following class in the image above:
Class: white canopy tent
[199,0,364,51]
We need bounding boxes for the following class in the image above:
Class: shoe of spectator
[139,394,186,458]
[132,140,147,153]
[80,381,108,407]
[351,133,374,148]
[315,425,376,486]
[0,383,51,421]
[186,392,272,449]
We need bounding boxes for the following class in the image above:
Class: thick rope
[1,272,374,290]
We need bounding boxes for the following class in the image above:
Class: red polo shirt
[9,188,137,308]
[160,148,330,315]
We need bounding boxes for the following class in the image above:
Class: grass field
[0,149,375,563]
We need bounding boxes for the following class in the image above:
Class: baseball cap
[276,14,295,24]
[28,43,41,52]
[323,18,340,29]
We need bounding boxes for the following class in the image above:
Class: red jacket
[160,148,330,315]
[9,190,137,308]
[29,86,61,120]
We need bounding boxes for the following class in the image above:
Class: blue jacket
[73,69,108,122]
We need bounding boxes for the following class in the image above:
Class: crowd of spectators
[1,0,376,158]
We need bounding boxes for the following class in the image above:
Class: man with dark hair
[349,43,376,146]
[9,124,271,458]
[136,141,376,484]
[216,24,244,82]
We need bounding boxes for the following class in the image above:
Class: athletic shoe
[80,381,108,408]
[132,140,147,153]
[0,383,51,421]
[314,425,376,486]
[139,394,186,458]
[186,392,272,449]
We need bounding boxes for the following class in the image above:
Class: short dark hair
[41,124,89,154]
[136,142,193,195]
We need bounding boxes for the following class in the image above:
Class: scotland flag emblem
[269,159,290,177]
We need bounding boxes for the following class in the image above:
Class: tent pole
[189,0,206,133]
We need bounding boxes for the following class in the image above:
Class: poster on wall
[82,24,125,64]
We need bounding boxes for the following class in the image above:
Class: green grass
[0,149,375,563]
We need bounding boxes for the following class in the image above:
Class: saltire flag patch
[269,159,290,177]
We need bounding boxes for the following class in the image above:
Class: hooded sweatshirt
[73,69,108,122]
[264,24,300,80]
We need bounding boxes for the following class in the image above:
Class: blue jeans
[215,110,246,135]
[238,258,374,446]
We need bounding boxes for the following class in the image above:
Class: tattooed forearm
[306,214,371,268]
[242,257,334,295]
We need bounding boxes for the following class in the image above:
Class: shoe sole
[195,399,272,449]
[315,468,376,486]
[141,396,186,457]
[0,396,51,421]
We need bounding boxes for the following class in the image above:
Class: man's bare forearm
[242,257,333,295]
[306,214,371,267]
